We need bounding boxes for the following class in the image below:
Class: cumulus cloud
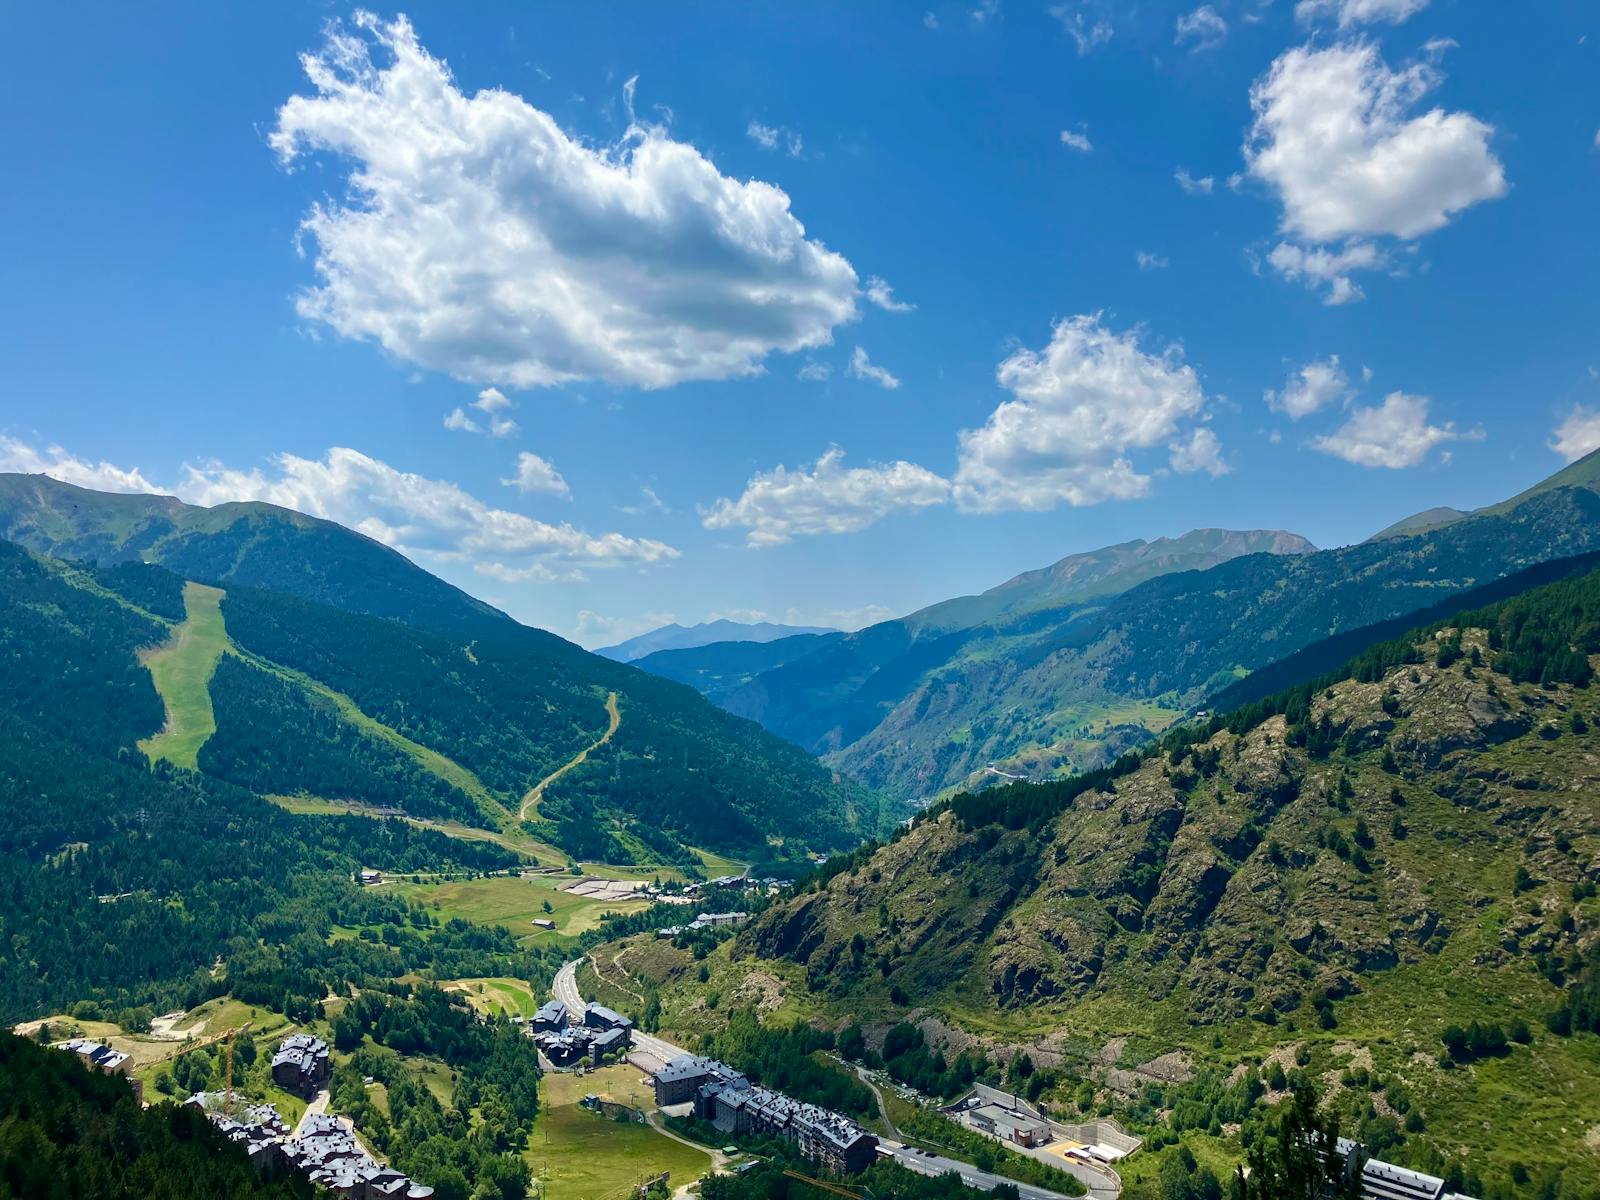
[701,448,950,547]
[1059,128,1094,153]
[848,346,902,390]
[1136,251,1169,271]
[1049,2,1112,53]
[1265,241,1383,305]
[1246,41,1505,300]
[502,450,570,498]
[1551,407,1600,463]
[1296,0,1428,28]
[271,13,860,390]
[865,277,915,313]
[954,315,1215,512]
[177,447,676,566]
[1266,356,1351,419]
[0,437,160,494]
[797,360,833,382]
[1175,168,1215,195]
[1311,392,1471,467]
[1175,5,1228,50]
[1169,427,1230,477]
[446,387,519,437]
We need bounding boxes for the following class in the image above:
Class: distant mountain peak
[596,618,840,662]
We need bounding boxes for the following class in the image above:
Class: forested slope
[737,562,1600,1191]
[0,474,880,860]
[0,1031,315,1199]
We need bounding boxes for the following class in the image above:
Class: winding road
[519,692,621,822]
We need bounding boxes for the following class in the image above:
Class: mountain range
[596,619,839,663]
[613,551,1600,1195]
[636,452,1600,805]
[0,473,877,868]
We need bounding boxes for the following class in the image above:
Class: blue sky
[2,1,1596,646]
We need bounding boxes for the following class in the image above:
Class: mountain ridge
[597,618,840,663]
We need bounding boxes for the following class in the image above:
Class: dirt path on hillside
[518,692,621,822]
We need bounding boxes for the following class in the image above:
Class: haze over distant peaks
[597,619,840,662]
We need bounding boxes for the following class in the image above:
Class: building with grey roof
[270,1033,330,1098]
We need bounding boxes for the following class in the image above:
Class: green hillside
[0,473,880,863]
[702,562,1600,1196]
[787,482,1600,803]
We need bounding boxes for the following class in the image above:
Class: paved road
[880,1141,1082,1200]
[553,957,688,1062]
[555,959,1096,1200]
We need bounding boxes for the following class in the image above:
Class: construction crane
[782,1169,871,1200]
[221,1022,251,1116]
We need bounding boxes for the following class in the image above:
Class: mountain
[0,474,879,865]
[721,563,1600,1193]
[597,618,839,663]
[899,528,1316,636]
[1367,446,1600,542]
[644,461,1600,805]
[0,472,508,631]
[1367,505,1469,541]
[634,529,1315,793]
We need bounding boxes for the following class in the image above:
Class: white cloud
[1059,128,1094,154]
[924,11,940,30]
[618,485,671,516]
[475,561,588,584]
[1265,240,1383,304]
[971,0,1001,26]
[1266,355,1351,419]
[797,361,833,382]
[1175,168,1215,195]
[1295,0,1429,28]
[865,277,915,313]
[447,387,519,438]
[271,13,860,390]
[1136,251,1170,271]
[702,448,950,547]
[1175,5,1228,50]
[1551,407,1600,463]
[1311,392,1471,468]
[747,120,803,157]
[848,346,902,390]
[502,450,571,498]
[954,314,1216,512]
[177,446,675,568]
[1049,3,1112,54]
[1246,41,1506,246]
[1169,427,1230,477]
[0,437,159,494]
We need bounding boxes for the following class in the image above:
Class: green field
[530,1066,711,1200]
[444,977,540,1019]
[396,874,652,939]
[137,581,228,768]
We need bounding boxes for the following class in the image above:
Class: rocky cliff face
[743,625,1597,1025]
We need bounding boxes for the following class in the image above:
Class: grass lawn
[397,874,650,939]
[444,977,541,1019]
[137,581,228,768]
[529,1067,711,1200]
